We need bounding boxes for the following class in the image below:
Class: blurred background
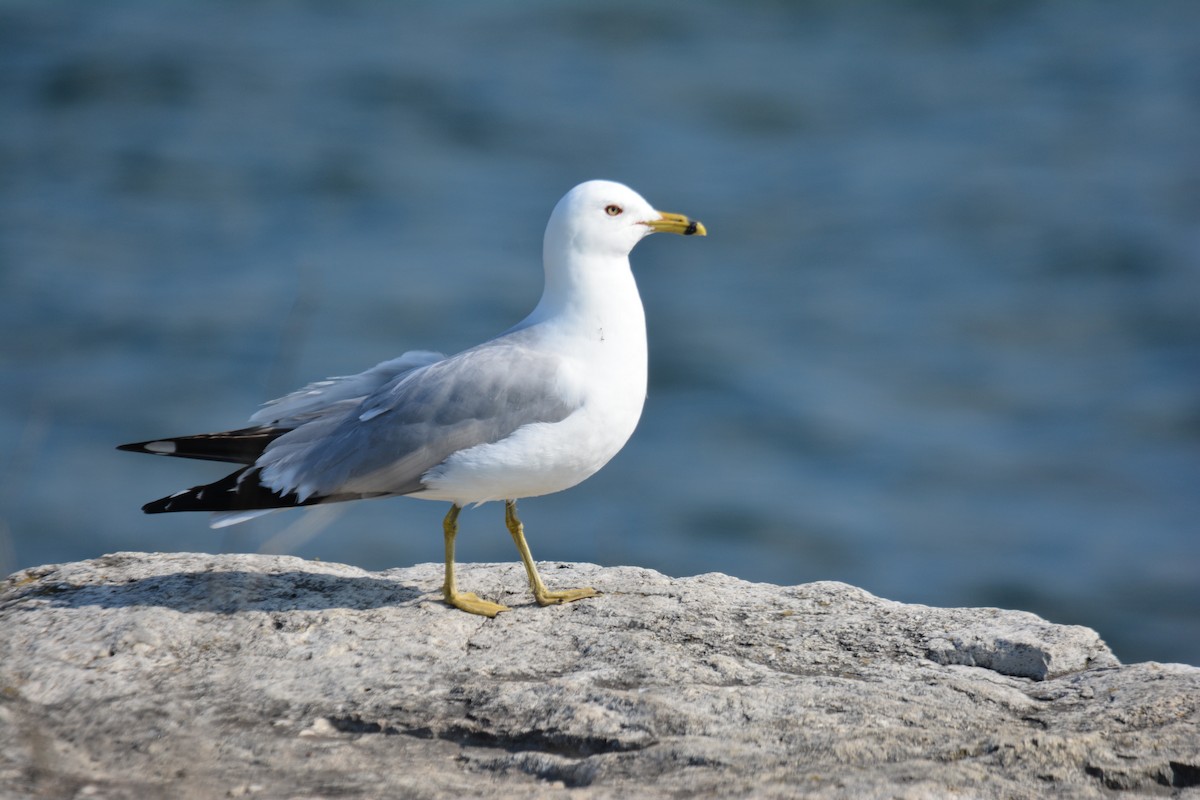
[1,1,1196,665]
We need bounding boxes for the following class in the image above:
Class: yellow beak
[644,211,707,237]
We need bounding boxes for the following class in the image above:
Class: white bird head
[544,180,706,262]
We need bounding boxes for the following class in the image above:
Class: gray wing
[255,340,579,501]
[249,350,444,426]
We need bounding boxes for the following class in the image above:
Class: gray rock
[1,552,1196,799]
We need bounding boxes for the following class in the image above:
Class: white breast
[417,271,648,506]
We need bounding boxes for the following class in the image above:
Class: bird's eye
[605,204,623,217]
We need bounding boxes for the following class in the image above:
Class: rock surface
[1,552,1197,799]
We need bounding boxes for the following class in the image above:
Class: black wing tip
[141,495,176,514]
[138,467,344,515]
[118,440,164,455]
[115,427,290,464]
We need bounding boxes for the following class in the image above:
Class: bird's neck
[523,252,646,341]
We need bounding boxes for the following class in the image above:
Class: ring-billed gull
[118,180,706,616]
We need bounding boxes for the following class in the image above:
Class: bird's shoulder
[356,331,586,427]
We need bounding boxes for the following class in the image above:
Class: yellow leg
[442,504,509,617]
[505,500,598,607]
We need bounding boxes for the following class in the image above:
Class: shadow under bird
[118,180,706,617]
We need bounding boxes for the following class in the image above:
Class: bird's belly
[415,392,644,506]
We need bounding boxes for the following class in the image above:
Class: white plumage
[120,180,705,615]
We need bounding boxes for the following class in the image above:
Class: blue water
[2,1,1197,665]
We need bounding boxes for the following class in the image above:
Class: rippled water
[2,1,1197,664]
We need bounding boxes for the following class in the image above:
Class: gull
[118,180,706,617]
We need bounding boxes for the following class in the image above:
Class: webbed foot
[444,589,510,618]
